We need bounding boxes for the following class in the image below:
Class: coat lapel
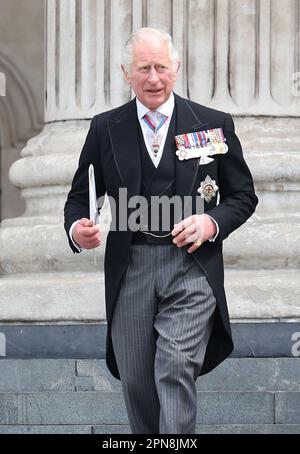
[174,94,208,198]
[107,99,142,198]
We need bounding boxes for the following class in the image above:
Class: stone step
[0,390,299,425]
[0,358,299,392]
[0,424,299,434]
[93,424,300,435]
[0,425,92,434]
[0,358,299,432]
[0,359,76,392]
[1,323,299,358]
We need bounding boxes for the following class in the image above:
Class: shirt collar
[136,92,175,120]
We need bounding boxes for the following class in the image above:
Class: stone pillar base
[0,272,105,322]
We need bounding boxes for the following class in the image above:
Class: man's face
[122,40,179,110]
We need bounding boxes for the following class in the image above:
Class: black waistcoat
[137,108,177,234]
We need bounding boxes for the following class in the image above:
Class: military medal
[197,175,219,203]
[175,128,228,164]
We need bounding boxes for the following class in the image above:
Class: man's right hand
[73,218,101,250]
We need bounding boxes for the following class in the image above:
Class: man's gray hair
[122,27,180,71]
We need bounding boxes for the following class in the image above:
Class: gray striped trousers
[111,244,216,434]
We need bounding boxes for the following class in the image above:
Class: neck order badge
[143,112,169,156]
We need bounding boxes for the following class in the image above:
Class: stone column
[0,0,299,327]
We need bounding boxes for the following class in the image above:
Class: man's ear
[121,64,131,84]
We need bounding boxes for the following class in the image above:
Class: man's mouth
[146,88,163,94]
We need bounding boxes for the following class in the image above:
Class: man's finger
[172,216,193,236]
[85,239,102,248]
[83,233,101,244]
[183,232,200,244]
[187,240,202,254]
[173,225,196,244]
[79,225,100,237]
[78,218,94,228]
[85,240,102,250]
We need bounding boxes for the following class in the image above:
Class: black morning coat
[64,93,259,380]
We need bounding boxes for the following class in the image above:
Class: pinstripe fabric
[111,244,216,434]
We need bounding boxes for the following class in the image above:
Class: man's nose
[147,67,160,83]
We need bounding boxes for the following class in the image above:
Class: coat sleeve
[64,116,106,253]
[206,113,258,241]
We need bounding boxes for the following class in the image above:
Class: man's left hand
[171,214,217,253]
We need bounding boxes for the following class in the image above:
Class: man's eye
[139,66,149,72]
